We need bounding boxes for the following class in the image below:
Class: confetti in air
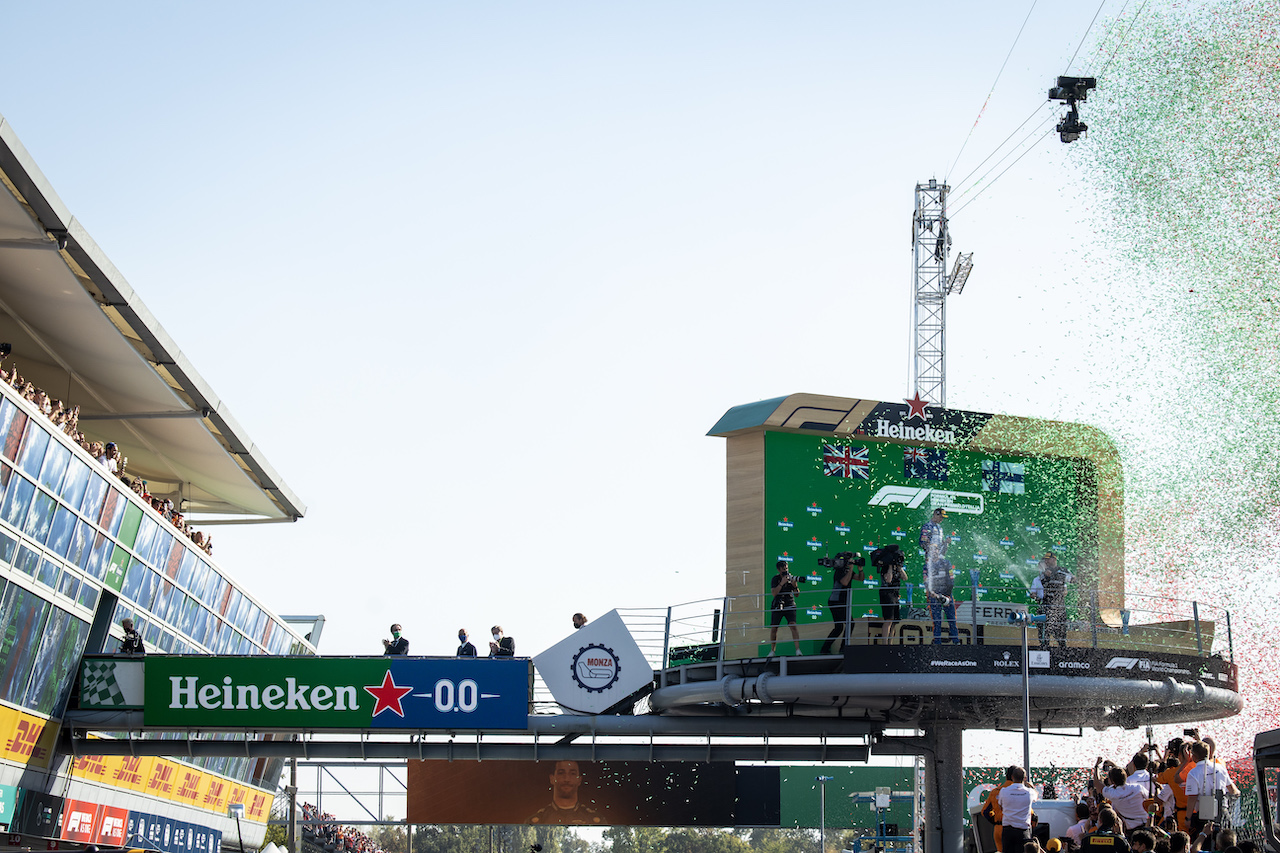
[1064,0,1280,764]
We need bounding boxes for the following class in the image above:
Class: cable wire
[950,109,1057,204]
[950,100,1053,194]
[950,125,1057,220]
[1080,0,1132,76]
[1065,0,1110,72]
[946,0,1040,182]
[1094,0,1154,79]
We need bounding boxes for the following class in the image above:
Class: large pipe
[649,673,1240,715]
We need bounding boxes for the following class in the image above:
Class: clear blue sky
[7,1,1257,769]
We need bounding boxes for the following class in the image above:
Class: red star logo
[364,671,412,718]
[903,393,931,421]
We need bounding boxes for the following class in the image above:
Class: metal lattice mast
[911,179,950,407]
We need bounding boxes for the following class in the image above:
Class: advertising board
[143,656,530,730]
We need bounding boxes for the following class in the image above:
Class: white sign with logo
[954,601,1028,624]
[533,610,654,715]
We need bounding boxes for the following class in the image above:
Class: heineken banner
[143,657,530,730]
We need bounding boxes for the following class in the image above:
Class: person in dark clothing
[767,561,802,656]
[874,545,908,623]
[456,629,477,657]
[489,625,515,657]
[382,623,409,655]
[820,552,864,654]
[1080,809,1131,853]
[1032,553,1072,649]
[119,618,145,654]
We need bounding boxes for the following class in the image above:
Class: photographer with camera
[873,544,909,624]
[767,560,803,656]
[819,551,864,655]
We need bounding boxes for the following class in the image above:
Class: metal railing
[657,584,1232,668]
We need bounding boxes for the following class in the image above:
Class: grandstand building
[0,114,311,849]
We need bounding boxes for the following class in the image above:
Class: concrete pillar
[924,722,965,853]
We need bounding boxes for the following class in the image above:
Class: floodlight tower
[910,179,973,408]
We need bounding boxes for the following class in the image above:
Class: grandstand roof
[0,114,304,521]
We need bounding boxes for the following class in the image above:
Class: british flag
[823,444,869,479]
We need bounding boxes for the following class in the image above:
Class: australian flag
[823,444,870,479]
[981,459,1026,494]
[904,447,948,480]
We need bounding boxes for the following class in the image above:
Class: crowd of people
[983,731,1248,853]
[300,802,385,853]
[3,365,214,556]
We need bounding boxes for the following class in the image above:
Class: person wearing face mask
[456,629,477,657]
[382,623,409,655]
[488,625,515,657]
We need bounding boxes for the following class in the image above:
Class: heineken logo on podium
[144,657,529,729]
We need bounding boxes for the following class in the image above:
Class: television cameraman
[819,551,864,655]
[768,560,803,656]
[874,544,908,624]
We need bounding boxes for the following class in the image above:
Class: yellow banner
[111,755,153,792]
[200,775,229,814]
[0,704,58,770]
[71,748,273,821]
[171,765,205,808]
[143,756,179,799]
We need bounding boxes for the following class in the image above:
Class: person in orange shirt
[981,767,1018,853]
[1155,738,1196,831]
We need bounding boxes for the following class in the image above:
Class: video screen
[406,760,736,826]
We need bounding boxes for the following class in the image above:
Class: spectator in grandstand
[382,624,409,655]
[98,441,120,474]
[1094,757,1149,833]
[489,625,515,657]
[998,766,1037,853]
[456,629,477,657]
[119,618,145,655]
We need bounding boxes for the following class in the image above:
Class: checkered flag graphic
[81,660,126,706]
